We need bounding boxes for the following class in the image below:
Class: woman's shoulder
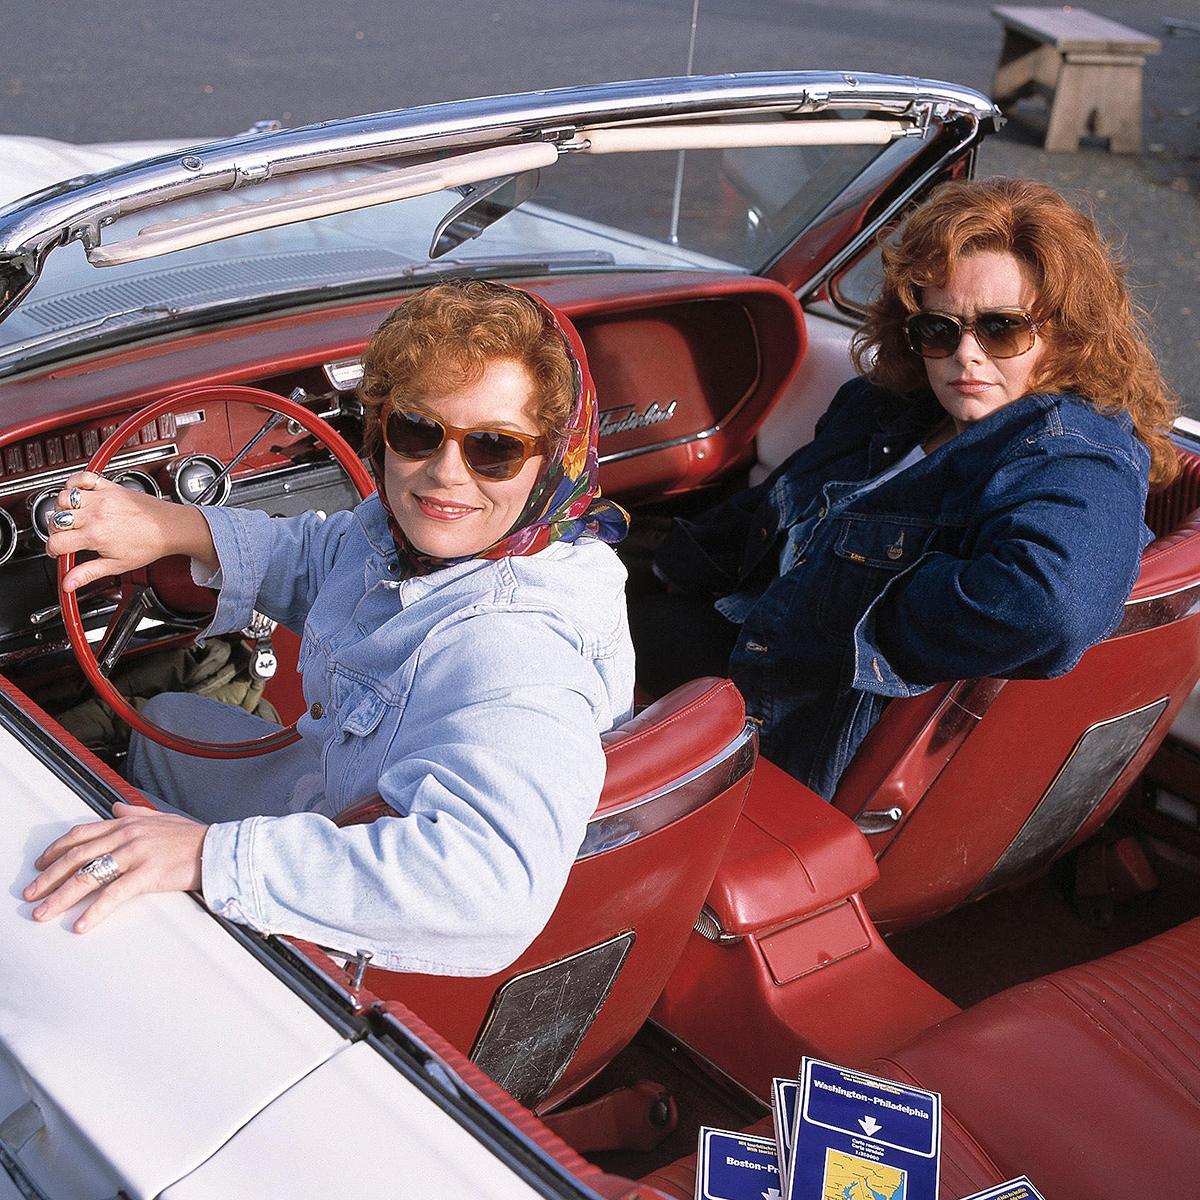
[410,540,627,633]
[504,539,628,615]
[1022,391,1149,474]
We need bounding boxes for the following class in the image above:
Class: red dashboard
[0,271,807,670]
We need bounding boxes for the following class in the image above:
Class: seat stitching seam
[1102,948,1200,1015]
[1070,959,1200,1035]
[1118,946,1200,998]
[1055,969,1200,1102]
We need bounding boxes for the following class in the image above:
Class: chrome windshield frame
[0,72,999,323]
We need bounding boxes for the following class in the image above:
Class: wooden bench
[991,6,1161,153]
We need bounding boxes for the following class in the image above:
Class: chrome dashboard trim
[111,468,163,499]
[322,357,366,392]
[598,420,722,465]
[0,442,178,500]
[576,720,757,860]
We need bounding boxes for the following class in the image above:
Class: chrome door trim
[599,420,722,465]
[577,721,757,860]
[1114,579,1200,636]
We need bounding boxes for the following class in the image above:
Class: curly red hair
[851,177,1179,485]
[359,280,577,462]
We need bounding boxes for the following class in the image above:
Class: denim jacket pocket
[340,686,388,737]
[818,515,937,642]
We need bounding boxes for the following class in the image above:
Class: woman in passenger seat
[28,280,635,975]
[641,177,1177,799]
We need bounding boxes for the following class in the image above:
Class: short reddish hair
[359,281,577,460]
[852,177,1178,485]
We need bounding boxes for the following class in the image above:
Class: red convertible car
[0,72,1197,1199]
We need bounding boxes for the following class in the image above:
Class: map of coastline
[822,1148,907,1200]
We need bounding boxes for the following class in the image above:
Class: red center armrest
[704,757,879,937]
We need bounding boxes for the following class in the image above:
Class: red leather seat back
[833,448,1200,931]
[339,677,755,1111]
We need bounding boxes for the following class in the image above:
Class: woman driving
[641,177,1178,799]
[27,280,635,976]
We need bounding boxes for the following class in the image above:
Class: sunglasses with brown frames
[905,309,1040,360]
[383,408,549,481]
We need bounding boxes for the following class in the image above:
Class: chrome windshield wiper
[399,250,617,277]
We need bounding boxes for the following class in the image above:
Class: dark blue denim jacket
[654,378,1152,798]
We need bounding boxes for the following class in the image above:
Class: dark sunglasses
[905,309,1040,360]
[383,407,548,481]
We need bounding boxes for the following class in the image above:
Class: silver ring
[68,487,82,510]
[76,853,121,887]
[51,510,75,530]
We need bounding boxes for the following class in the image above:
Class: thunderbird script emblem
[598,401,678,439]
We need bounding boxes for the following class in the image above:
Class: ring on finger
[76,853,121,887]
[68,487,83,511]
[52,510,75,531]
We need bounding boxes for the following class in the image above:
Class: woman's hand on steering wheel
[54,386,374,758]
[44,471,218,593]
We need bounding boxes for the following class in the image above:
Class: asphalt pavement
[4,0,1198,408]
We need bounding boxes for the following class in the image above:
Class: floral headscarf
[372,283,629,577]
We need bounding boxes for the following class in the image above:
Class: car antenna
[668,0,702,246]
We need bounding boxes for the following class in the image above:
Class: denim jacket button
[818,506,827,519]
[310,702,324,719]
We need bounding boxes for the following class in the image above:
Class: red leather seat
[334,676,756,1111]
[643,919,1200,1199]
[872,917,1200,1199]
[831,448,1200,930]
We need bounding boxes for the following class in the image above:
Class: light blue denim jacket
[193,494,634,975]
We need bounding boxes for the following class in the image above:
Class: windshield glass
[0,129,893,373]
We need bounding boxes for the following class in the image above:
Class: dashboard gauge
[112,469,162,498]
[171,454,230,506]
[0,508,16,565]
[29,488,59,542]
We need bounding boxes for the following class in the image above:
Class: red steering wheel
[57,385,376,759]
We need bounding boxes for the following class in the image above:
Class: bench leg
[1046,57,1145,154]
[992,29,1044,103]
[1091,63,1144,154]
